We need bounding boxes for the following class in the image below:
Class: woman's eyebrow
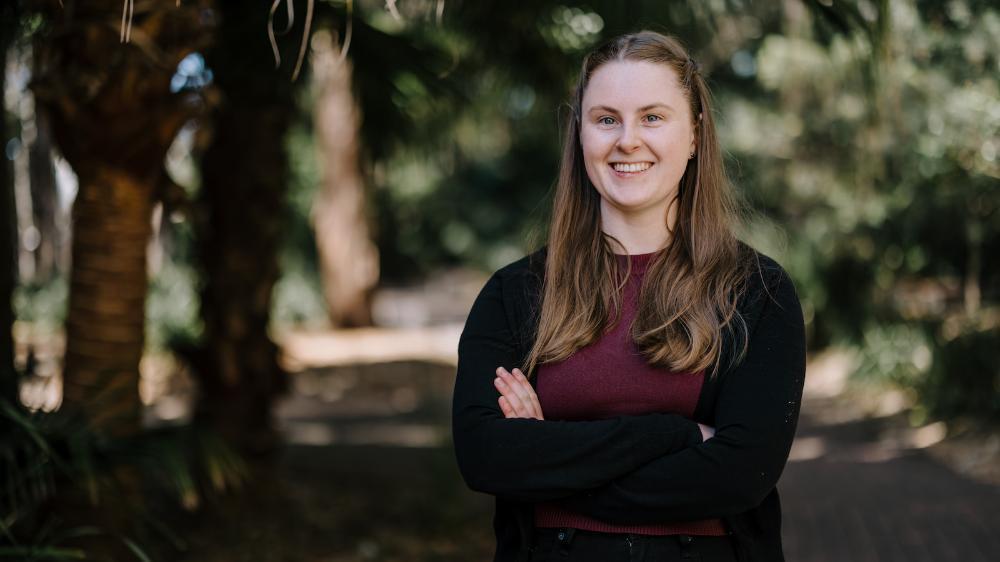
[587,105,621,114]
[587,103,675,114]
[638,103,674,112]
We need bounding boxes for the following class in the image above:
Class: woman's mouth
[609,162,654,176]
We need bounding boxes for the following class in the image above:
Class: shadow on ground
[781,397,1000,562]
[166,360,494,562]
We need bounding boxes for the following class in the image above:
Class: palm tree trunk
[61,168,153,435]
[30,1,210,435]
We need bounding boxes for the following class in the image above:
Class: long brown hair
[523,30,755,379]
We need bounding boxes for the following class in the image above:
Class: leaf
[0,400,53,456]
[120,535,154,562]
[0,545,87,559]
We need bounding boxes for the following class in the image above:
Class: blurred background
[1,1,997,561]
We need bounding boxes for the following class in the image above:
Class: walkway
[781,394,1000,561]
[174,331,999,561]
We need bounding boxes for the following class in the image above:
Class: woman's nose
[616,124,641,152]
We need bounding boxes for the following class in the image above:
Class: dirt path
[167,335,998,561]
[781,394,1000,562]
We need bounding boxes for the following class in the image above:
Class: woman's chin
[603,187,656,207]
[602,199,664,219]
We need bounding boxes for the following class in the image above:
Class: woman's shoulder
[740,243,792,286]
[469,248,546,315]
[737,241,802,316]
[488,247,547,293]
[486,242,799,306]
[493,246,546,276]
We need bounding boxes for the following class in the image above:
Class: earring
[688,151,695,159]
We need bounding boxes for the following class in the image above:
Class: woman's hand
[697,423,715,441]
[494,367,545,420]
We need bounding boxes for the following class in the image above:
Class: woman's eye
[644,114,663,123]
[598,116,617,126]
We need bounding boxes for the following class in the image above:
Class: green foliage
[271,266,329,330]
[0,399,249,560]
[12,279,67,334]
[309,0,1000,422]
[146,261,202,352]
[921,322,1000,421]
[271,109,328,330]
[725,1,999,421]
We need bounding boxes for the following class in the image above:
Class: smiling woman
[580,59,699,254]
[452,30,805,562]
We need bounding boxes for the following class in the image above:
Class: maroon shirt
[533,250,727,535]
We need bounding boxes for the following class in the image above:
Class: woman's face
[580,60,697,227]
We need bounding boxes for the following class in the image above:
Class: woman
[452,31,805,562]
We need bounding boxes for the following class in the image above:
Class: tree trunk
[28,107,62,283]
[193,0,293,454]
[1,7,18,406]
[30,1,210,435]
[60,168,152,435]
[311,32,379,328]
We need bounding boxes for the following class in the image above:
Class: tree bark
[311,33,379,328]
[1,6,18,406]
[61,168,152,434]
[30,1,210,435]
[193,0,293,454]
[27,107,62,283]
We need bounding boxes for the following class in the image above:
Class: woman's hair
[523,30,755,379]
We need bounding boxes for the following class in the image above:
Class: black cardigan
[451,246,806,562]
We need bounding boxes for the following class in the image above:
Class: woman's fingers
[494,367,544,420]
[494,369,519,416]
[512,368,544,420]
[494,373,528,416]
[497,367,535,418]
[498,396,513,417]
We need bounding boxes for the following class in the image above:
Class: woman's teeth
[612,162,652,173]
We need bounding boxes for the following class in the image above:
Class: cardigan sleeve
[452,269,704,503]
[556,264,806,522]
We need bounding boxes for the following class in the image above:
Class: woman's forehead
[582,60,687,111]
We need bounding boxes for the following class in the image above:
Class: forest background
[1,1,997,561]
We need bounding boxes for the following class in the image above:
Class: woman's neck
[600,196,678,255]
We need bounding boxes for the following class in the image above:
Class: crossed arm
[451,271,705,502]
[451,263,805,522]
[493,365,716,441]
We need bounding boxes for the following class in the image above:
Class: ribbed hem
[534,503,728,536]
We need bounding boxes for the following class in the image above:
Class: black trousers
[527,527,739,562]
